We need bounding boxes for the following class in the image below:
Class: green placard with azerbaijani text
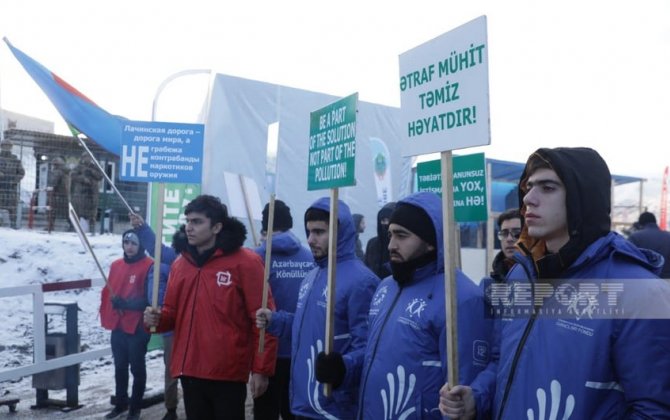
[416,152,488,222]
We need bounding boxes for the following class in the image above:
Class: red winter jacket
[156,247,278,381]
[100,256,152,333]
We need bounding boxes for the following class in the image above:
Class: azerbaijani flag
[4,37,123,155]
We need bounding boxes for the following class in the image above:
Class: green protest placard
[417,153,487,222]
[307,93,358,190]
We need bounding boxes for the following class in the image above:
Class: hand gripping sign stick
[68,203,111,291]
[259,122,279,353]
[307,93,358,397]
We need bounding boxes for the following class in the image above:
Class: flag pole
[73,134,134,214]
[69,203,111,291]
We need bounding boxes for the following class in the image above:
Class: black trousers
[253,358,294,420]
[180,376,246,420]
[110,327,150,411]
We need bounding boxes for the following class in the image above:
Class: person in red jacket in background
[144,194,278,419]
[100,230,154,420]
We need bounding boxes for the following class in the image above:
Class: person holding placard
[253,199,314,420]
[144,195,278,419]
[319,192,493,419]
[440,147,670,418]
[256,197,379,419]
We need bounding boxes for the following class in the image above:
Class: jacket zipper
[496,255,538,420]
[290,268,321,411]
[356,288,402,420]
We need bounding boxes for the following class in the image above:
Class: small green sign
[307,93,358,190]
[416,153,488,222]
[150,183,201,244]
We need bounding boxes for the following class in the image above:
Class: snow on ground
[0,227,257,419]
[0,227,179,418]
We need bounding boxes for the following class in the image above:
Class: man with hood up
[316,192,493,419]
[440,147,670,419]
[256,197,379,419]
[144,194,278,419]
[365,201,397,278]
[100,230,169,420]
[253,199,314,420]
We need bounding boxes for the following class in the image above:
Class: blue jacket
[255,230,314,358]
[628,222,670,278]
[135,223,177,335]
[493,232,670,418]
[357,192,493,419]
[268,197,379,419]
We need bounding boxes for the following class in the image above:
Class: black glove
[111,296,127,310]
[315,351,345,389]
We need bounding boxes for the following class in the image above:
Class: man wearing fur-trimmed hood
[440,148,670,418]
[144,194,278,419]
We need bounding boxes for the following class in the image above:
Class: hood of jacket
[572,231,664,277]
[517,147,611,278]
[396,192,444,274]
[304,197,356,265]
[256,230,305,256]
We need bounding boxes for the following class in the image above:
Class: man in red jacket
[100,230,153,420]
[144,195,278,419]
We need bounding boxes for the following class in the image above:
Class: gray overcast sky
[1,0,669,186]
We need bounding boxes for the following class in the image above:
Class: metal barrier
[0,279,111,383]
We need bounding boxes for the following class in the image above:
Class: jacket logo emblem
[473,340,489,364]
[372,285,388,307]
[528,380,575,420]
[405,298,427,319]
[129,274,136,284]
[298,282,310,301]
[381,365,416,419]
[216,271,232,286]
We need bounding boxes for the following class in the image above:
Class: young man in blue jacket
[253,199,314,420]
[256,197,379,419]
[317,191,493,419]
[441,147,670,418]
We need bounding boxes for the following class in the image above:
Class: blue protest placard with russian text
[120,120,204,184]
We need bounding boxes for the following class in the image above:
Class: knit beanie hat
[388,203,436,247]
[262,199,293,232]
[122,231,140,246]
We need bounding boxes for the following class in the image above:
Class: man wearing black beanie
[253,199,313,420]
[261,199,294,236]
[355,192,492,419]
[314,191,493,419]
